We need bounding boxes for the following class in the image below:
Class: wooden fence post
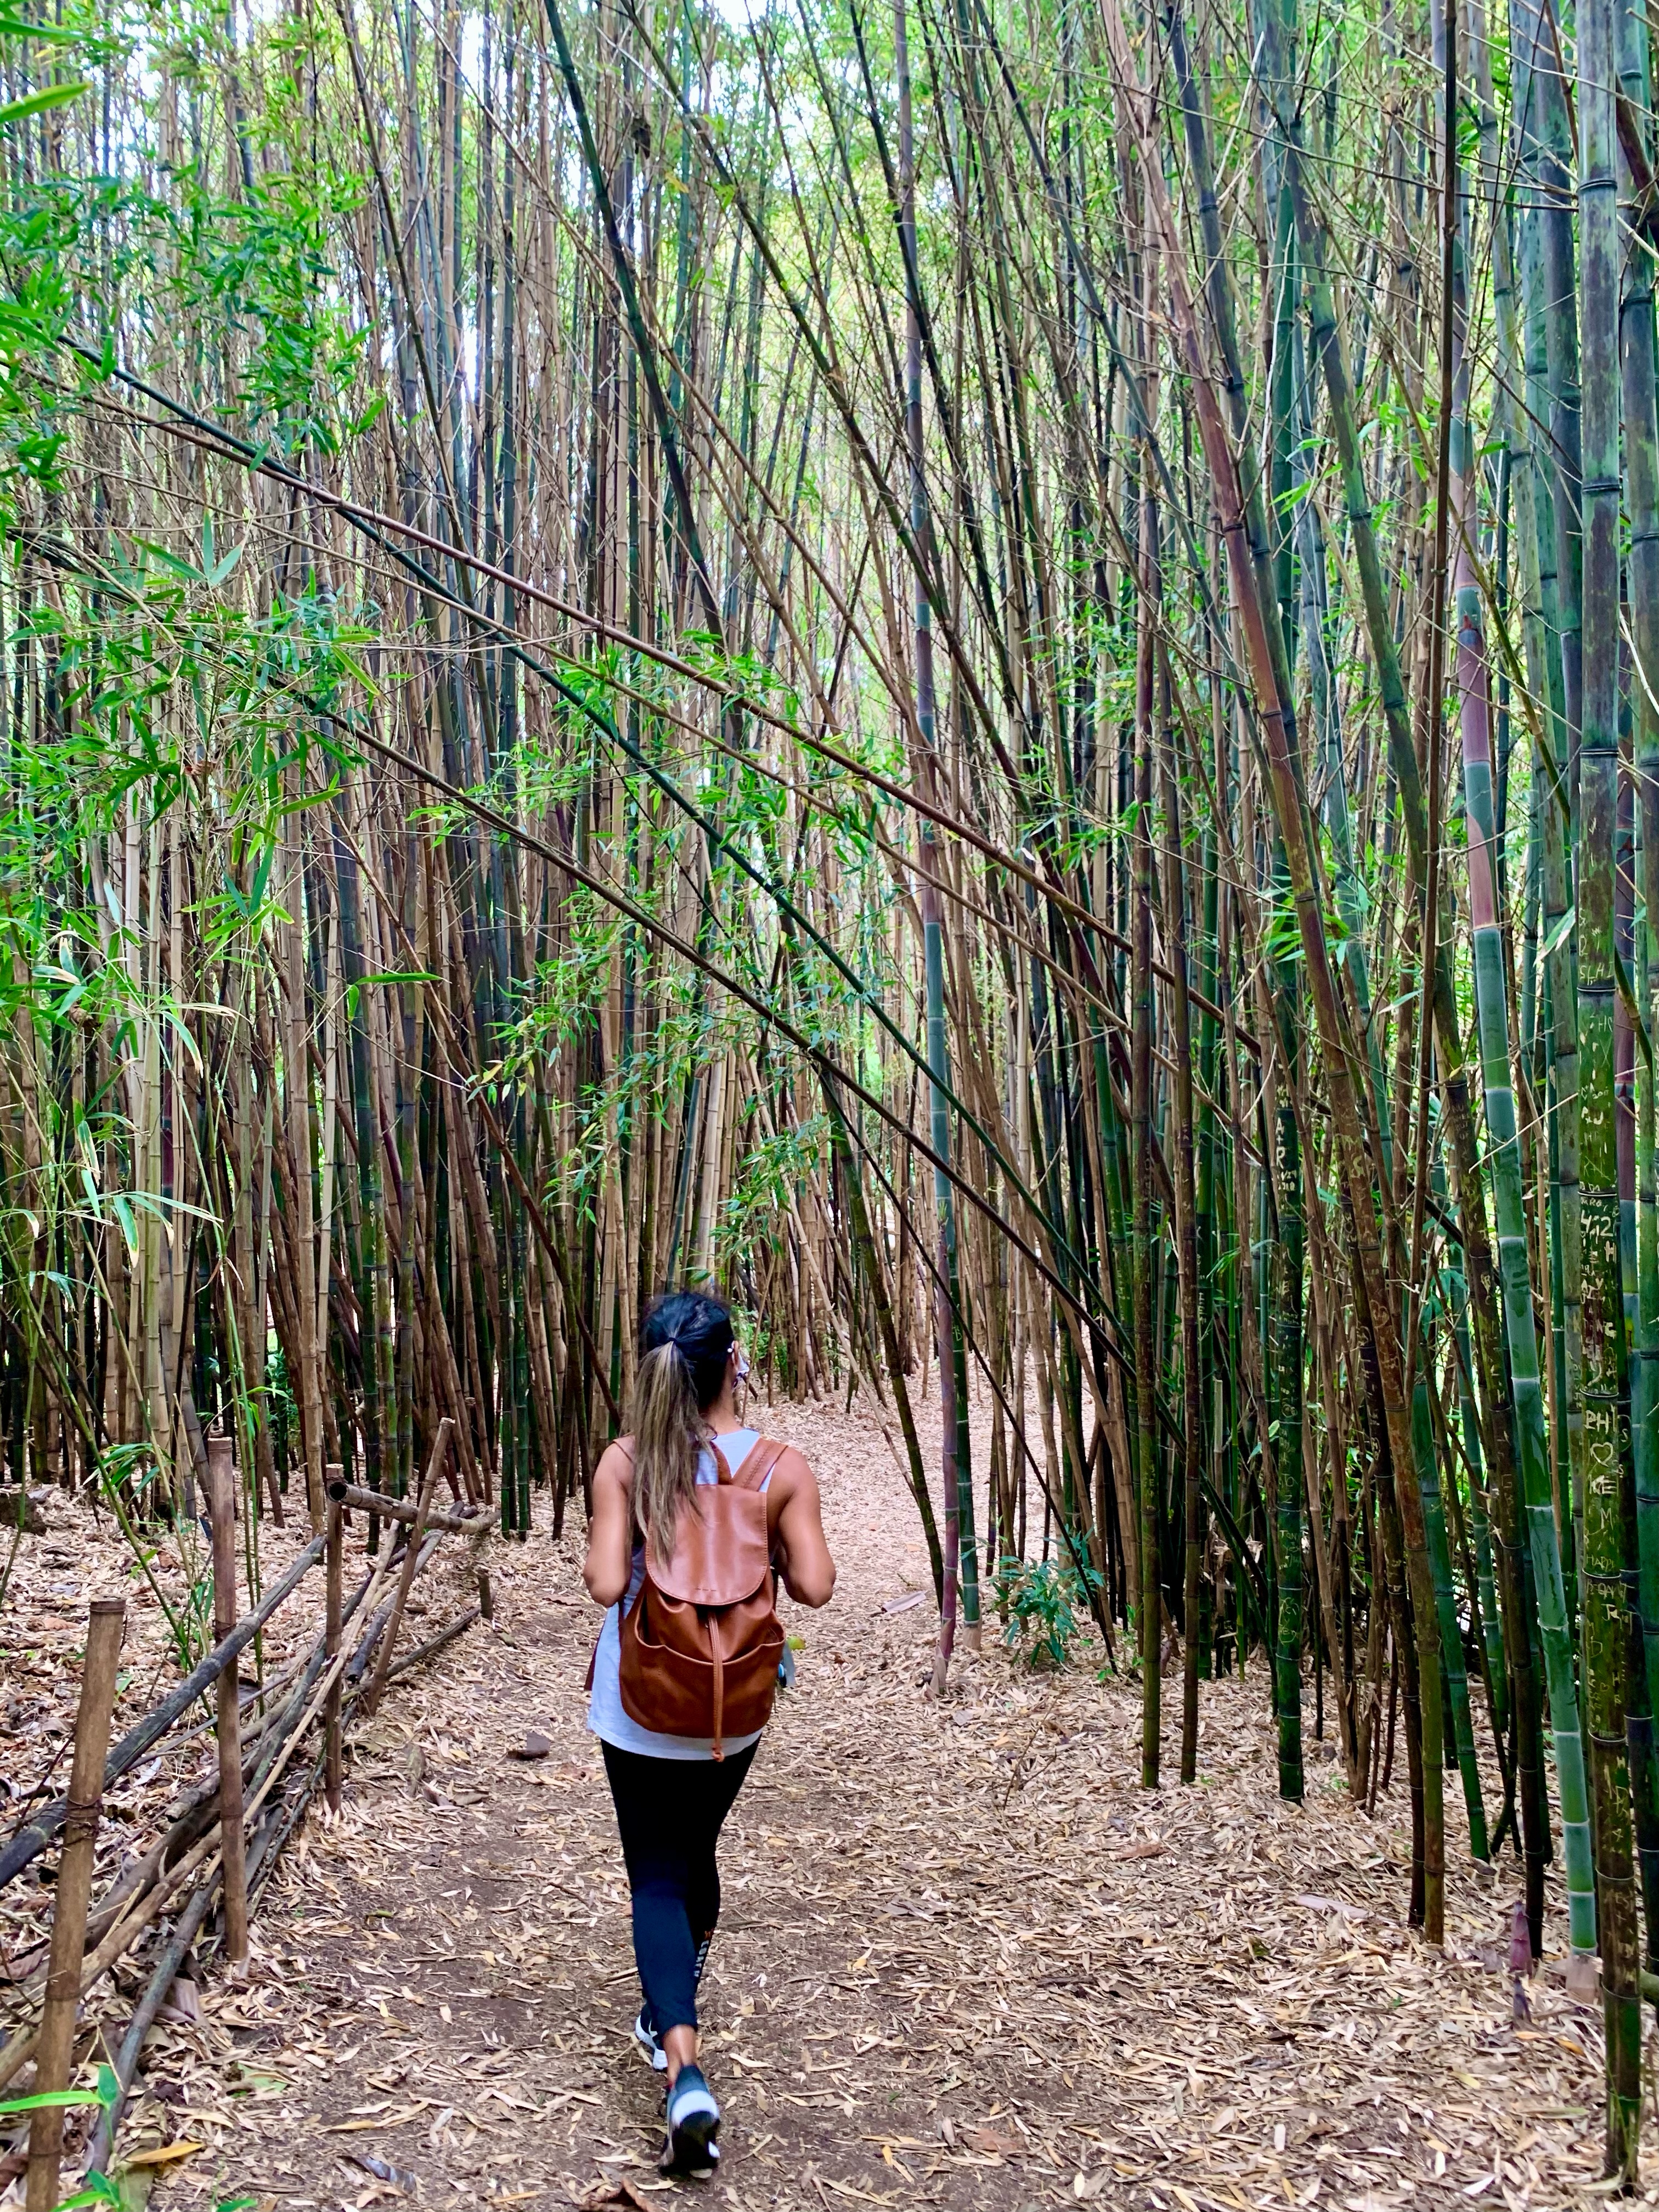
[26,1598,125,2211]
[208,1440,248,1966]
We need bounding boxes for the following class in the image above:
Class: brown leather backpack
[616,1435,789,1757]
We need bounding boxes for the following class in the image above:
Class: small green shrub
[992,1556,1103,1670]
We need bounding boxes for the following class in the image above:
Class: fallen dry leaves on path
[41,1394,1635,2212]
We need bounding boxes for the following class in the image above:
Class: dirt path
[139,1398,1619,2212]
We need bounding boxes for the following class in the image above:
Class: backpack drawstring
[708,1613,725,1761]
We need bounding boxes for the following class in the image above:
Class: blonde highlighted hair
[629,1293,734,1565]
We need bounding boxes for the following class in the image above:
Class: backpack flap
[648,1486,769,1607]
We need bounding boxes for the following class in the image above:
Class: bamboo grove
[3,0,1659,2171]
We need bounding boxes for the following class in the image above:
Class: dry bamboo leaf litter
[3,1397,1593,2212]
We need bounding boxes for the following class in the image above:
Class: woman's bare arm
[583,1442,636,1607]
[771,1454,836,1607]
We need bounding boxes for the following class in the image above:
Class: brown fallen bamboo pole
[343,1536,442,1683]
[0,1825,218,2095]
[0,1531,396,2097]
[0,1559,379,2061]
[81,1539,403,2184]
[326,1477,487,1537]
[82,1876,217,2179]
[0,1530,326,1894]
[324,1488,344,1812]
[246,1743,326,1905]
[362,1419,452,1717]
[207,1443,248,1966]
[385,1604,481,1683]
[26,1597,126,2212]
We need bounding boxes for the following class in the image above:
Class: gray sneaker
[662,2064,721,2174]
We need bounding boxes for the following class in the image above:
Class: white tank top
[586,1429,770,1760]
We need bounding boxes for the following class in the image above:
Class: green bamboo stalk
[1412,1293,1487,1858]
[1511,0,1587,1630]
[1135,414,1161,1785]
[1454,449,1594,1942]
[1280,36,1533,1914]
[1269,854,1304,1807]
[1195,800,1221,1673]
[332,821,385,1539]
[1161,668,1206,1783]
[1264,127,1302,1806]
[1615,752,1659,1979]
[1579,0,1642,2155]
[1441,1180,1508,1736]
[1452,15,1587,1956]
[896,0,976,1677]
[1617,0,1659,1742]
[1105,0,1446,1926]
[1293,340,1387,1158]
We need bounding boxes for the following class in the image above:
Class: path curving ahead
[146,1396,1607,2210]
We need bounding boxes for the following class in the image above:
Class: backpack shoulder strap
[725,1435,788,1492]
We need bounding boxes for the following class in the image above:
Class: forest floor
[39,1395,1645,2212]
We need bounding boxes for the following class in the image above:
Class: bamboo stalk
[1579,0,1643,2152]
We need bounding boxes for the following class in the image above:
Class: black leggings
[601,1739,758,2035]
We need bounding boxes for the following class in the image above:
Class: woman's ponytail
[629,1291,735,1564]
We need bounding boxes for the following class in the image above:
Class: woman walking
[584,1291,836,2174]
